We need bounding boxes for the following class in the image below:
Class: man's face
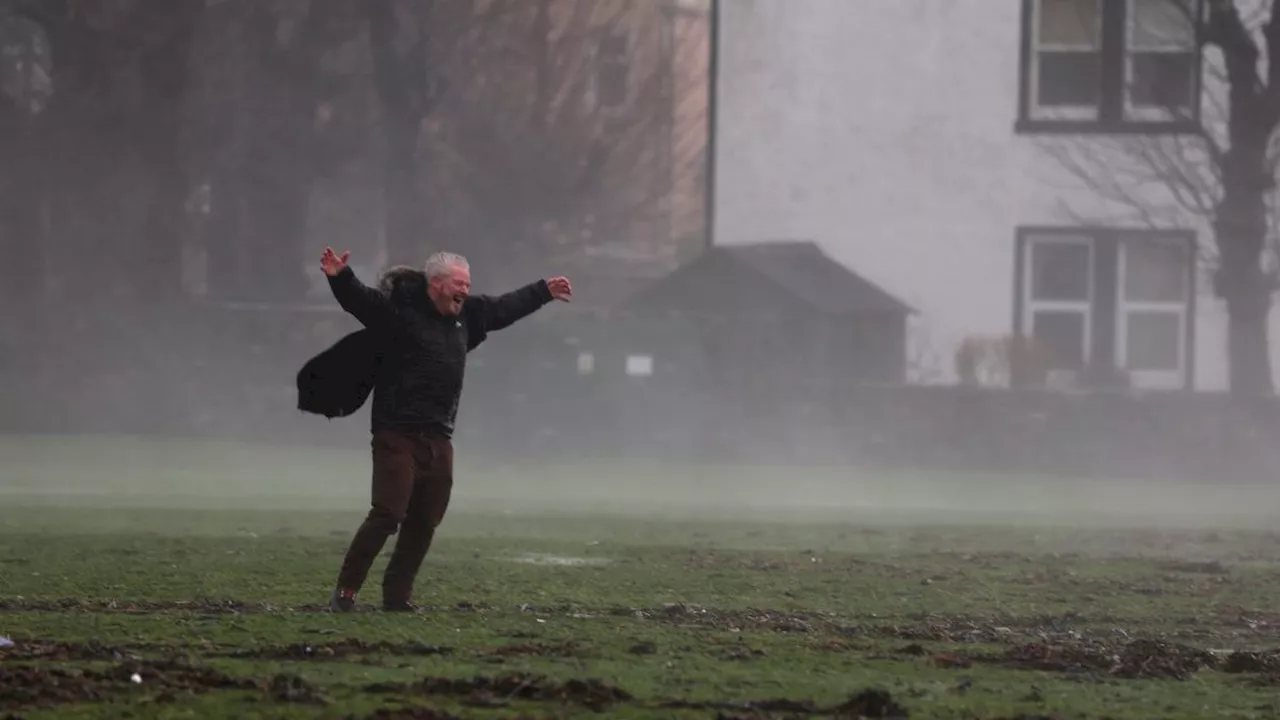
[429,265,471,316]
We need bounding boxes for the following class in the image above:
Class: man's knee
[425,506,448,530]
[363,506,404,536]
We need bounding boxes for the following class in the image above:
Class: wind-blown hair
[424,252,469,280]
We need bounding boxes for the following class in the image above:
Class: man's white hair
[424,251,469,279]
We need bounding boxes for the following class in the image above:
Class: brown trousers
[335,429,454,604]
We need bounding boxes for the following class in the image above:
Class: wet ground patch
[349,709,463,720]
[658,688,909,718]
[505,552,610,566]
[364,673,633,712]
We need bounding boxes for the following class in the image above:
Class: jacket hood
[377,265,428,303]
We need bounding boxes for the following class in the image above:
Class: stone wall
[460,379,1280,484]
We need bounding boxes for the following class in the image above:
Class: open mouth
[451,294,465,306]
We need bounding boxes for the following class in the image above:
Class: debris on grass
[1222,650,1280,674]
[0,666,111,708]
[107,659,259,692]
[0,639,147,662]
[620,603,827,633]
[998,638,1218,680]
[267,673,327,704]
[1154,559,1229,575]
[0,638,453,664]
[830,688,909,718]
[810,639,861,652]
[227,638,452,661]
[0,598,299,614]
[479,640,585,661]
[720,645,766,661]
[930,652,971,669]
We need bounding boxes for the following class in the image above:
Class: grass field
[2,435,1280,719]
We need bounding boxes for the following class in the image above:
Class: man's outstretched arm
[320,247,396,330]
[464,276,572,346]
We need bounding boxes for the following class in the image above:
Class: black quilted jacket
[296,266,552,436]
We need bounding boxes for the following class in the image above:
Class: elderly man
[300,248,571,612]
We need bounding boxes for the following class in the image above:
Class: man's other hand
[546,276,573,302]
[321,247,351,277]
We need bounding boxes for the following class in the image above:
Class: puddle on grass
[506,553,611,567]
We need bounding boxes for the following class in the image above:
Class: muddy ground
[3,610,1278,718]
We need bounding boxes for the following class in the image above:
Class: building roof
[719,241,914,315]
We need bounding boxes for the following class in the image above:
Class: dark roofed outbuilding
[613,240,912,388]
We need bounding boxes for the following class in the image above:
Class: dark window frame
[1012,226,1198,390]
[1015,0,1204,135]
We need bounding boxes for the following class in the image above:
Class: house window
[1014,227,1195,390]
[593,30,630,110]
[1022,234,1094,370]
[1029,0,1103,122]
[1018,0,1201,134]
[1125,0,1198,120]
[1117,237,1190,386]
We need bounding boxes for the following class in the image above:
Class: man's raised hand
[321,247,350,277]
[546,276,573,302]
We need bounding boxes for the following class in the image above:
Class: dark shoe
[329,587,357,613]
[382,599,420,613]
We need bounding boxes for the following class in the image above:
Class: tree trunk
[1214,150,1275,397]
[1226,290,1273,396]
[0,102,44,302]
[133,0,201,301]
[203,0,352,302]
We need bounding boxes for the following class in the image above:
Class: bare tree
[0,4,50,301]
[1040,0,1280,396]
[2,0,709,307]
[364,0,443,265]
[184,0,372,302]
[0,0,202,301]
[378,0,709,298]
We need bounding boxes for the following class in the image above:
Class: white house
[711,0,1280,391]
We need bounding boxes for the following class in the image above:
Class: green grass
[2,436,1280,718]
[3,505,1280,719]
